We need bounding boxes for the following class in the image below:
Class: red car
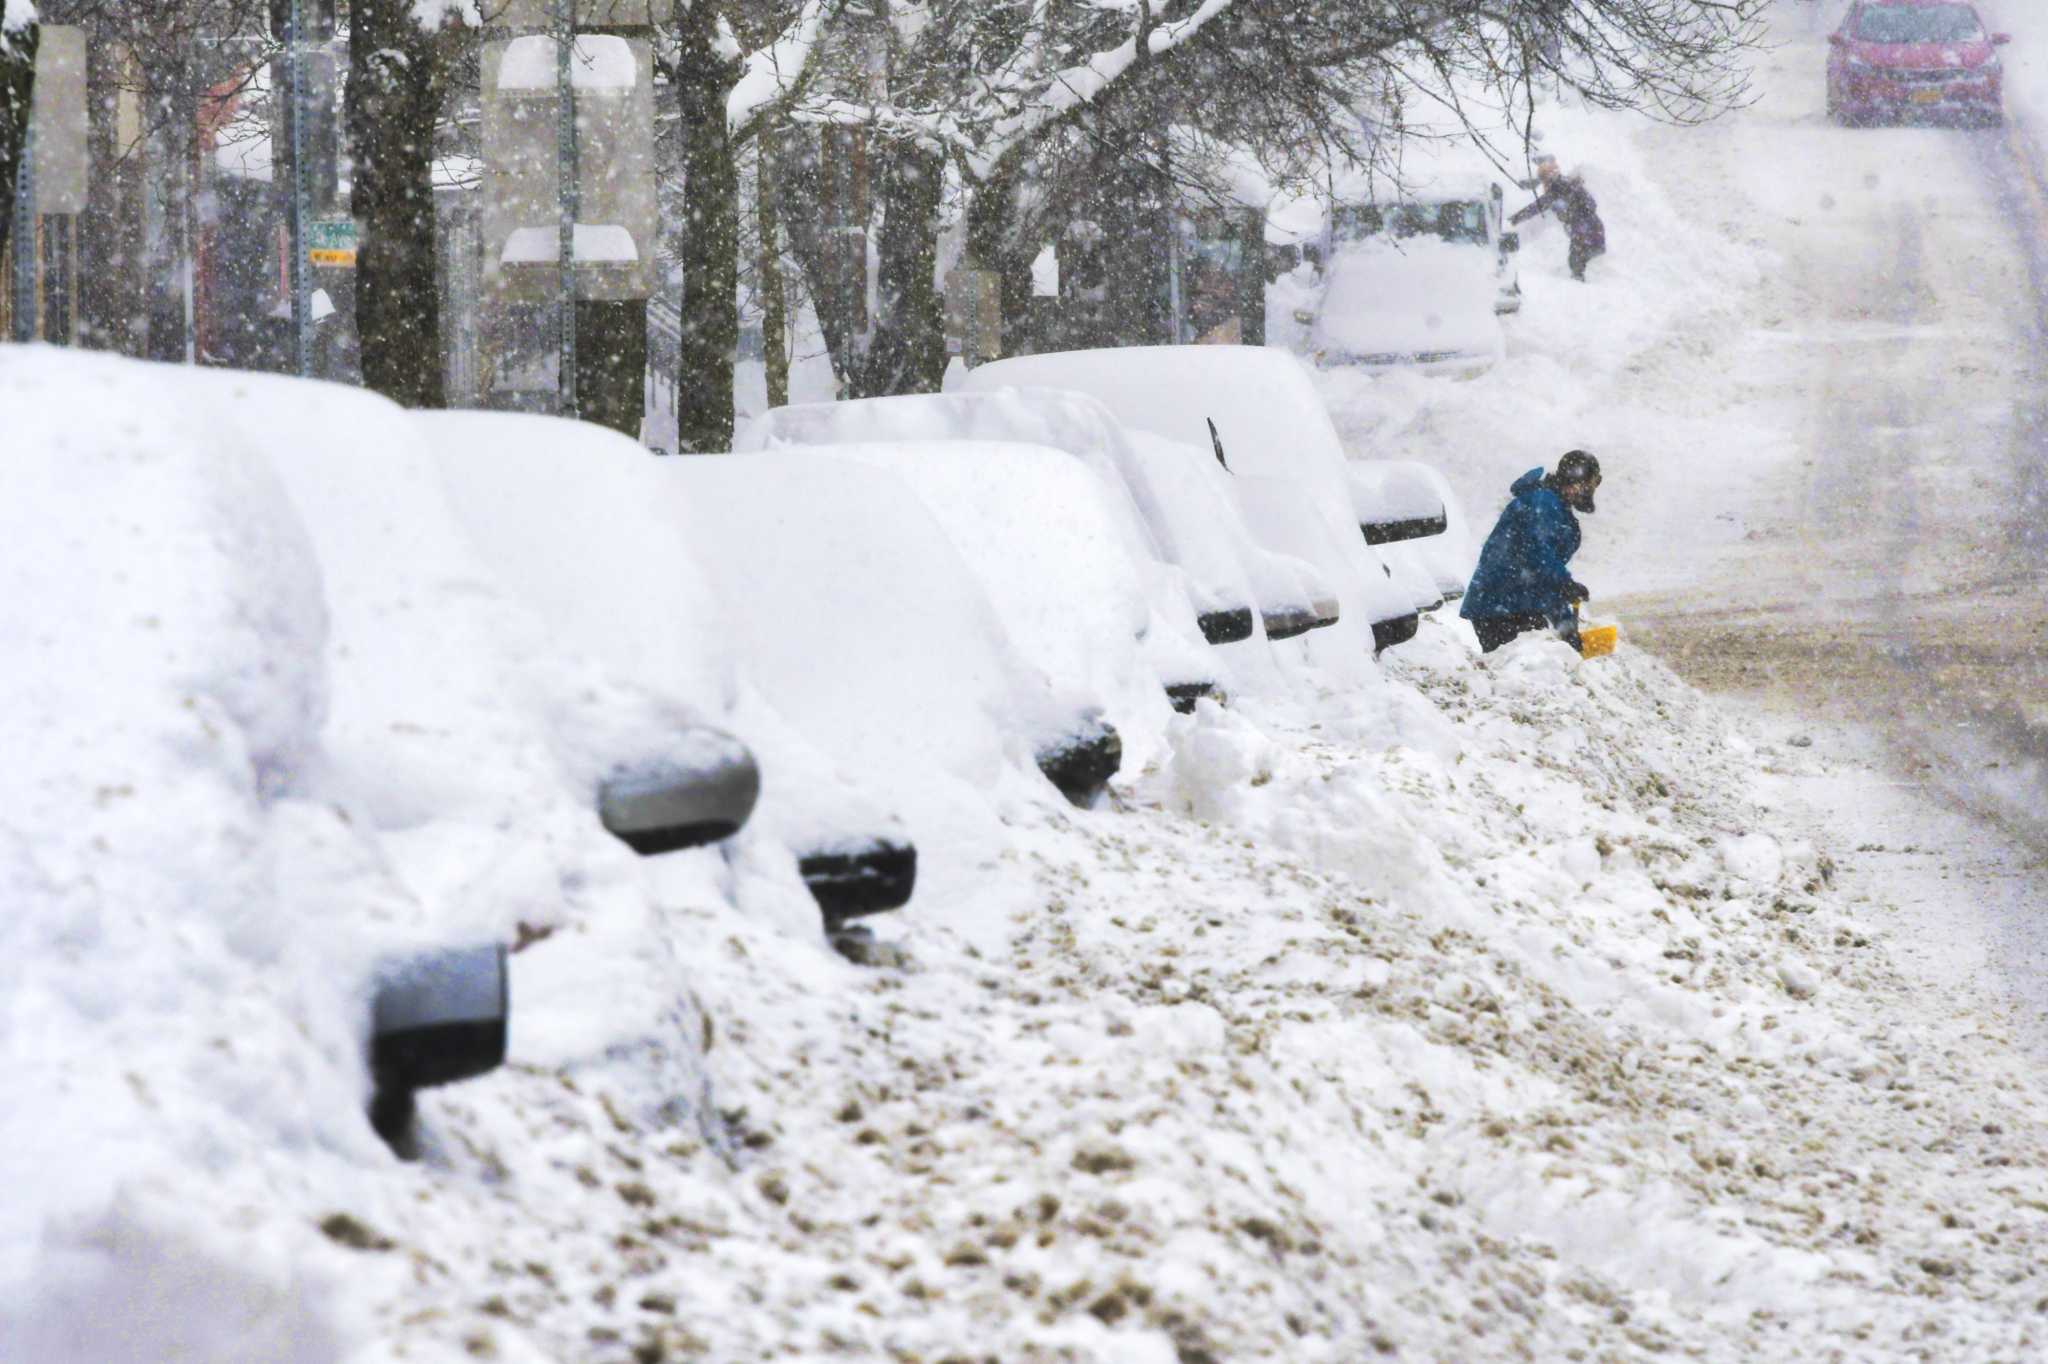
[1827,1,2009,127]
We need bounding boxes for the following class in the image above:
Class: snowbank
[15,109,2048,1356]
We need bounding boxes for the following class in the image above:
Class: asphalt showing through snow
[1618,49,2048,854]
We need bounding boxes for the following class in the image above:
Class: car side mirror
[598,732,761,855]
[1993,33,2012,46]
[369,944,509,1155]
[1499,232,1520,255]
[1361,506,1450,546]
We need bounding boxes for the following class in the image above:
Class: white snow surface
[17,50,2048,1361]
[501,224,640,265]
[761,440,1176,774]
[1312,236,1506,366]
[11,330,2048,1358]
[495,34,637,93]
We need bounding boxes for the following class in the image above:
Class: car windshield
[1853,4,1985,43]
[1331,201,1489,247]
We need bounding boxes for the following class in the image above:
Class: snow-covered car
[1108,427,1338,646]
[742,387,1333,655]
[196,386,776,891]
[1827,1,2008,127]
[412,412,919,930]
[736,393,1221,703]
[654,450,1126,812]
[1306,201,1510,371]
[957,346,1421,659]
[740,438,1183,751]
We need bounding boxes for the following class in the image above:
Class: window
[1853,4,1986,44]
[1331,205,1385,243]
[1331,201,1489,247]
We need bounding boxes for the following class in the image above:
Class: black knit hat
[1555,450,1601,484]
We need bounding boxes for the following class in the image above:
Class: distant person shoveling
[1511,154,1606,282]
[1461,450,1601,654]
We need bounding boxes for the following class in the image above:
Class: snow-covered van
[1294,163,1522,373]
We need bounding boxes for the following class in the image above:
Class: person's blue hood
[1509,466,1547,498]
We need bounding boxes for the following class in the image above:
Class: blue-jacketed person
[1460,450,1601,653]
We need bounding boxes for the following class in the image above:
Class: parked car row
[183,346,1469,1150]
[466,342,1471,953]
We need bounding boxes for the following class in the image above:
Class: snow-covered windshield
[1853,4,1985,43]
[1331,200,1489,247]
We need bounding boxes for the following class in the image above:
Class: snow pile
[10,337,2048,1359]
[322,618,2048,1361]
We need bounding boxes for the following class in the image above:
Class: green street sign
[306,218,358,267]
[307,218,359,251]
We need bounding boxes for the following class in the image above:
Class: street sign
[307,217,357,266]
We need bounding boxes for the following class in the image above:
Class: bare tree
[0,10,34,276]
[671,0,744,450]
[773,0,1764,367]
[347,0,455,407]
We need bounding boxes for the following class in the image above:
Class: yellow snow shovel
[1572,604,1618,659]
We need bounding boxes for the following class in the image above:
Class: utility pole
[9,113,31,342]
[553,0,577,419]
[285,0,312,375]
